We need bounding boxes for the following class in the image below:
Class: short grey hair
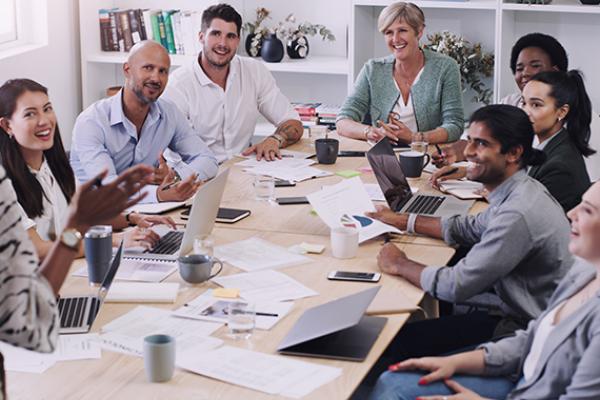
[377,2,425,34]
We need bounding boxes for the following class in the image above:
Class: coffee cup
[330,227,359,259]
[177,254,223,284]
[143,334,175,383]
[315,138,339,164]
[399,151,431,178]
[84,225,113,285]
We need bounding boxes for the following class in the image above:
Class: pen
[435,144,443,155]
[439,167,459,178]
[161,177,180,191]
[255,312,279,317]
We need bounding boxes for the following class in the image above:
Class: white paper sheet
[177,346,341,398]
[237,157,315,169]
[125,201,187,214]
[214,237,311,272]
[238,149,315,159]
[104,282,180,303]
[439,179,484,200]
[0,334,101,373]
[423,160,470,174]
[173,293,293,330]
[306,177,401,242]
[73,259,177,282]
[213,270,318,303]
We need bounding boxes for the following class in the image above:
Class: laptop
[58,242,123,334]
[126,168,230,261]
[367,138,473,216]
[277,286,386,362]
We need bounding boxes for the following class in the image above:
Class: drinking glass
[227,302,255,340]
[410,132,428,154]
[193,234,214,257]
[253,175,275,201]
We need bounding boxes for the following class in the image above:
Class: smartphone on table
[327,271,381,283]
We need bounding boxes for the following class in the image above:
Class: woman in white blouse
[370,181,600,399]
[0,79,174,259]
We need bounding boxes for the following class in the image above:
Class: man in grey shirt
[368,104,572,359]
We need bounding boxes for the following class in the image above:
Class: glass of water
[227,302,255,340]
[253,175,275,201]
[193,234,214,257]
[410,132,428,154]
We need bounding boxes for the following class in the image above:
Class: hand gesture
[416,380,486,400]
[430,166,467,189]
[389,356,457,385]
[121,227,160,250]
[157,170,202,202]
[366,205,405,228]
[386,113,413,144]
[133,214,177,230]
[65,165,152,233]
[242,137,281,161]
[153,151,172,185]
[377,243,408,276]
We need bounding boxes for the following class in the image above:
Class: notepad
[73,258,177,283]
[104,282,180,303]
[336,170,361,178]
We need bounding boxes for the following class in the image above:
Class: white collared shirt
[17,159,69,241]
[391,67,424,133]
[163,55,299,163]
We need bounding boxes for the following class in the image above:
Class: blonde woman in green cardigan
[336,2,464,145]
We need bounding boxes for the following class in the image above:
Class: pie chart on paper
[352,215,373,227]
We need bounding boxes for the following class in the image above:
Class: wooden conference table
[8,136,474,400]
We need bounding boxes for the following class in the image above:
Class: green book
[150,11,161,45]
[162,10,177,54]
[156,11,169,49]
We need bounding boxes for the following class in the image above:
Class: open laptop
[367,138,473,216]
[126,168,230,261]
[58,242,123,334]
[277,286,386,361]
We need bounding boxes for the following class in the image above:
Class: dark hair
[201,3,242,36]
[530,70,596,157]
[469,104,546,168]
[510,33,568,74]
[0,79,75,218]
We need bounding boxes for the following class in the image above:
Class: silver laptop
[367,138,472,217]
[126,168,230,261]
[58,242,123,334]
[277,286,386,361]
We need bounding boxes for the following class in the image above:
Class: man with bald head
[70,41,218,203]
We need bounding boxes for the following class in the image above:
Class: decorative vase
[287,35,310,59]
[245,33,263,57]
[261,34,284,63]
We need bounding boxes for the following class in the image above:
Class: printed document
[73,258,177,282]
[213,270,317,303]
[177,345,341,398]
[104,282,180,303]
[307,177,401,242]
[214,237,311,271]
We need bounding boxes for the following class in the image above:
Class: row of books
[99,8,202,55]
[292,103,340,127]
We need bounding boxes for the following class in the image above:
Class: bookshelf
[79,0,600,115]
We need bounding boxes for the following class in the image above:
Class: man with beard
[366,105,573,360]
[162,4,303,163]
[70,41,218,203]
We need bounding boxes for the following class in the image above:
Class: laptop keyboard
[406,195,445,215]
[149,231,184,255]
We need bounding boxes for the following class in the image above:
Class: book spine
[127,9,142,45]
[156,12,169,49]
[150,12,161,43]
[108,10,120,51]
[171,11,184,55]
[117,10,133,52]
[141,9,152,41]
[98,9,112,51]
[137,9,147,41]
[295,108,318,116]
[162,10,177,55]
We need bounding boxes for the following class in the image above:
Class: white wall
[0,0,81,148]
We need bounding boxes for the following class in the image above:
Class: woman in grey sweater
[370,181,600,399]
[336,2,464,145]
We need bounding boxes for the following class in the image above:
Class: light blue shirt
[70,92,218,202]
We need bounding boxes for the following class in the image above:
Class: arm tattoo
[274,120,303,146]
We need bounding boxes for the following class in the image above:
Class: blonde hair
[377,2,425,34]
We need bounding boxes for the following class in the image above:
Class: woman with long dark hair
[0,79,173,259]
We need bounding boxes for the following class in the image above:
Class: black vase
[287,36,310,59]
[261,34,284,63]
[245,33,262,57]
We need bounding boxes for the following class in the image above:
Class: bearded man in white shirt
[163,4,303,163]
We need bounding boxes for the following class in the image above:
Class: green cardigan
[338,49,464,142]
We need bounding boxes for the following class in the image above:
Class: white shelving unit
[80,0,600,114]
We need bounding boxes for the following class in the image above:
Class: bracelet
[406,213,418,234]
[125,211,136,226]
[363,125,371,140]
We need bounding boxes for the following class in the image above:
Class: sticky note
[336,170,361,178]
[213,288,240,298]
[300,242,325,254]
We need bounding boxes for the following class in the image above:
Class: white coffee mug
[330,227,359,259]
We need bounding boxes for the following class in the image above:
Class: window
[0,0,18,44]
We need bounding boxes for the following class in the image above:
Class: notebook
[58,242,123,334]
[125,168,229,261]
[367,138,473,217]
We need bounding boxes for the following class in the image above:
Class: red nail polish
[418,378,427,385]
[388,364,398,371]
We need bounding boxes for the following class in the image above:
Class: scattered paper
[237,157,314,170]
[364,183,386,202]
[214,237,311,272]
[73,258,177,282]
[236,157,331,183]
[213,270,318,303]
[126,201,186,215]
[177,346,341,399]
[306,177,401,242]
[439,179,484,200]
[104,282,180,303]
[173,293,293,330]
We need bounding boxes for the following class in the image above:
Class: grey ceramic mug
[143,334,175,383]
[177,254,223,284]
[399,151,431,178]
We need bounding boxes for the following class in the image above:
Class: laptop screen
[366,138,413,212]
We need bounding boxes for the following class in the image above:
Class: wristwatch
[363,125,372,139]
[60,228,83,251]
[269,133,285,148]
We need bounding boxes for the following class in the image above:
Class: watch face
[62,229,81,248]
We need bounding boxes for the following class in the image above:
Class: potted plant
[275,14,335,59]
[424,31,495,105]
[242,7,270,57]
